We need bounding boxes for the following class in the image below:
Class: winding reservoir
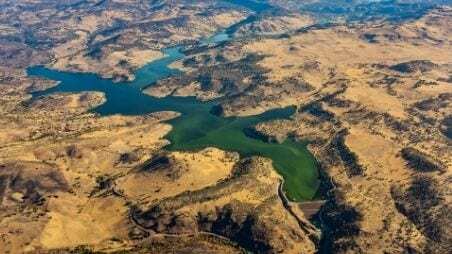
[27,0,320,201]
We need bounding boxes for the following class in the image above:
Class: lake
[27,0,320,201]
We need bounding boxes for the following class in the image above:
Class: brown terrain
[0,0,247,81]
[146,5,452,253]
[236,7,452,253]
[0,0,451,253]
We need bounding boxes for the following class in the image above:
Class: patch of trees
[362,33,377,43]
[312,165,336,201]
[300,102,335,122]
[139,154,170,172]
[414,93,450,111]
[313,198,362,254]
[382,112,410,132]
[204,204,271,253]
[440,115,452,139]
[413,79,439,89]
[164,53,268,97]
[119,151,140,164]
[300,1,436,23]
[66,144,83,159]
[87,19,126,46]
[0,163,69,206]
[90,174,113,197]
[225,15,259,35]
[133,204,198,234]
[134,201,273,253]
[182,56,199,67]
[231,158,260,180]
[391,176,451,253]
[23,28,64,50]
[312,143,363,253]
[182,54,221,68]
[85,34,121,60]
[326,97,353,108]
[400,147,444,172]
[389,60,437,74]
[330,130,365,177]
